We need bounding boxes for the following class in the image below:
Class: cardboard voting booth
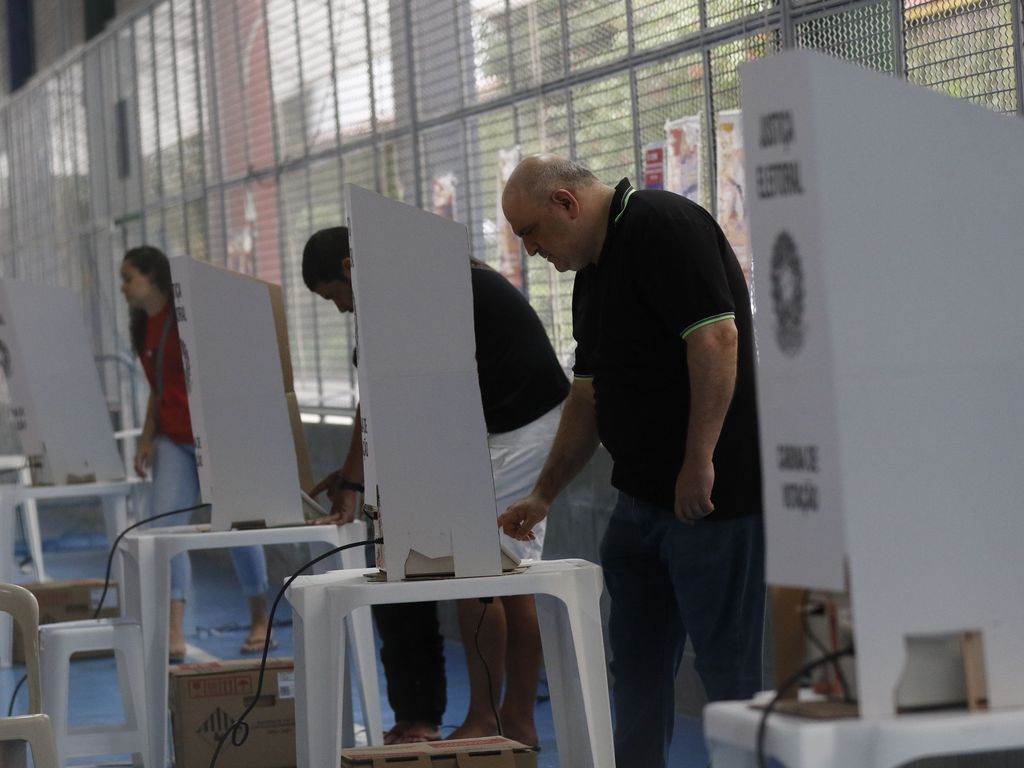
[741,50,1024,717]
[0,279,125,485]
[345,184,503,581]
[169,258,306,531]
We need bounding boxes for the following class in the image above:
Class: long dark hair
[123,245,173,356]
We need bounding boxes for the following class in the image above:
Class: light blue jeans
[150,436,269,602]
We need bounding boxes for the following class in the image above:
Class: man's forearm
[532,380,600,505]
[340,404,364,482]
[684,321,737,464]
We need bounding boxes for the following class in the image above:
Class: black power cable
[94,503,211,619]
[6,674,26,717]
[799,591,852,703]
[209,537,381,768]
[755,645,855,768]
[475,597,503,737]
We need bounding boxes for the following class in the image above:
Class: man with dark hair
[301,226,356,316]
[302,226,569,747]
[498,154,765,768]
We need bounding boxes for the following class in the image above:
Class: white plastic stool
[39,618,150,767]
[118,520,378,768]
[0,478,144,667]
[287,558,615,768]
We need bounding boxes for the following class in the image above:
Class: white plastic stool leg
[345,605,382,745]
[39,618,150,767]
[100,496,129,591]
[337,544,382,746]
[536,564,616,768]
[291,578,341,768]
[18,466,46,582]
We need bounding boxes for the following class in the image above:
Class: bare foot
[500,724,538,749]
[449,716,537,748]
[447,719,499,741]
[385,721,441,744]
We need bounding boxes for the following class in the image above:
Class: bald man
[498,155,765,768]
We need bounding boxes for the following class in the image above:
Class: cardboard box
[13,578,119,664]
[169,658,296,768]
[341,736,538,767]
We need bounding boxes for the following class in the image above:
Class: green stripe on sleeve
[573,374,595,381]
[680,312,735,339]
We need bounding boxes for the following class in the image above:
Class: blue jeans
[599,491,766,768]
[150,436,269,602]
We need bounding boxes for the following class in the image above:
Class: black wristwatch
[333,476,365,494]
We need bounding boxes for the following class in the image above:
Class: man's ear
[550,189,579,217]
[342,256,352,280]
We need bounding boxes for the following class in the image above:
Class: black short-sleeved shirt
[572,178,761,518]
[472,263,569,434]
[354,265,569,435]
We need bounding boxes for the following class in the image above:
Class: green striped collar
[613,186,636,226]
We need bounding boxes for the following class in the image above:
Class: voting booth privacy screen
[346,184,503,581]
[0,279,124,485]
[169,257,305,531]
[742,50,1024,717]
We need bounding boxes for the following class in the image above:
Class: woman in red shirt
[121,245,272,662]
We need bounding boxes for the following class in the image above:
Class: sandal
[240,635,278,655]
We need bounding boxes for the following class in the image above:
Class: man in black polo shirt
[498,155,765,768]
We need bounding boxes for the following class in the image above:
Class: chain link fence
[0,0,1020,422]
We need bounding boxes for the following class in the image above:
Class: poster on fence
[715,109,751,285]
[432,172,458,221]
[496,147,524,290]
[665,114,702,203]
[642,141,666,190]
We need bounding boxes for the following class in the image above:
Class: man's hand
[134,437,154,479]
[309,470,360,525]
[674,458,715,524]
[497,494,550,540]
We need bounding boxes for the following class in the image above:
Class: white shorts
[488,403,562,561]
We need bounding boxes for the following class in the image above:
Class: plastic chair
[0,582,59,768]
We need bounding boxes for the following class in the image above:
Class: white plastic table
[119,520,380,768]
[287,558,615,768]
[0,477,143,666]
[705,695,1024,767]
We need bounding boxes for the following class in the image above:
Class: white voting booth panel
[0,279,124,485]
[169,257,304,530]
[741,51,1024,717]
[345,184,502,580]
